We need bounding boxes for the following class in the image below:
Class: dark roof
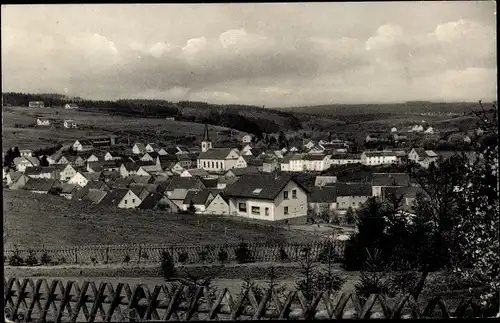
[112,177,134,188]
[218,176,239,185]
[243,156,264,166]
[130,185,146,198]
[309,186,337,203]
[165,176,205,191]
[198,148,234,160]
[24,166,55,175]
[86,181,109,191]
[83,172,102,181]
[122,161,155,171]
[372,173,410,187]
[78,140,94,146]
[157,155,178,162]
[381,186,423,199]
[363,151,403,157]
[201,178,218,188]
[303,154,327,161]
[99,188,129,206]
[61,183,79,194]
[138,192,164,209]
[144,152,159,159]
[331,153,361,159]
[183,189,213,205]
[129,175,152,184]
[226,166,261,176]
[225,174,308,200]
[164,147,179,155]
[336,183,372,197]
[23,179,59,192]
[176,154,191,161]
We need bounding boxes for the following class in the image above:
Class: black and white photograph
[2,2,499,321]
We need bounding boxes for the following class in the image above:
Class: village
[3,103,483,227]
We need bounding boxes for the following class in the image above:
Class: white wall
[273,181,308,221]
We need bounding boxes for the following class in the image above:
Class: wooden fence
[4,241,345,266]
[3,277,490,322]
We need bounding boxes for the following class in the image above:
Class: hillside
[3,190,317,249]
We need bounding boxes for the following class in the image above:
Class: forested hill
[2,92,304,137]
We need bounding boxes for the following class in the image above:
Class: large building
[197,124,239,173]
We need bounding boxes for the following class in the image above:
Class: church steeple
[201,123,212,152]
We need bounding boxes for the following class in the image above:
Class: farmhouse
[22,178,61,194]
[360,151,404,166]
[303,154,331,171]
[53,164,78,182]
[68,171,103,187]
[7,172,29,189]
[13,156,40,172]
[64,103,78,109]
[176,153,195,169]
[36,118,50,127]
[60,183,80,200]
[204,192,230,215]
[29,101,45,108]
[335,183,372,211]
[224,174,309,222]
[119,161,156,178]
[308,186,337,215]
[182,189,215,213]
[100,188,142,209]
[63,119,77,128]
[372,173,411,197]
[138,192,179,213]
[141,152,159,162]
[408,148,439,168]
[80,189,108,204]
[73,140,94,152]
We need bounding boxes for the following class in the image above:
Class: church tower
[201,123,213,152]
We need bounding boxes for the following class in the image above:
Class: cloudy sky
[1,2,497,107]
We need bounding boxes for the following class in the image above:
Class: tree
[3,148,14,168]
[187,200,196,214]
[12,147,21,159]
[455,101,499,315]
[345,207,355,225]
[40,155,49,167]
[159,251,177,281]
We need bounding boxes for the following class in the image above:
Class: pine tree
[187,200,196,214]
[13,147,21,158]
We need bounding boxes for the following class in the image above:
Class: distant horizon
[2,3,497,105]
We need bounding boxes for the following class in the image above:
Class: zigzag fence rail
[4,277,490,322]
[4,241,345,266]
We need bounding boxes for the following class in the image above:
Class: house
[130,185,152,201]
[29,101,44,108]
[81,189,108,204]
[100,188,142,209]
[391,127,398,133]
[166,188,190,209]
[314,176,337,187]
[76,181,110,200]
[3,166,9,181]
[13,156,40,172]
[288,154,305,172]
[19,149,33,157]
[424,127,435,134]
[201,178,219,188]
[360,151,404,166]
[104,151,122,161]
[217,176,239,189]
[180,168,209,178]
[68,171,102,187]
[320,143,349,153]
[182,189,215,213]
[408,148,439,168]
[308,144,325,154]
[224,174,310,223]
[241,134,253,144]
[289,146,299,152]
[204,192,230,215]
[136,164,162,177]
[55,155,73,165]
[329,153,362,166]
[87,160,121,173]
[262,157,280,173]
[138,192,179,213]
[176,154,194,169]
[335,183,372,211]
[24,166,55,179]
[224,166,261,178]
[197,148,240,173]
[132,143,146,155]
[164,176,206,194]
[302,154,331,172]
[63,119,77,128]
[64,103,78,109]
[464,136,472,144]
[235,155,257,169]
[158,148,169,156]
[7,172,29,189]
[53,164,78,182]
[74,156,87,167]
[393,133,408,142]
[303,140,315,150]
[36,118,50,127]
[380,186,422,209]
[169,162,185,175]
[72,140,94,152]
[60,183,80,200]
[371,173,411,197]
[22,178,61,194]
[119,161,156,178]
[411,125,425,132]
[308,186,337,215]
[476,128,485,136]
[129,175,154,185]
[141,152,159,163]
[241,144,253,154]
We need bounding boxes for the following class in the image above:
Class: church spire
[203,123,210,141]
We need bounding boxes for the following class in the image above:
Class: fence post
[75,248,78,264]
[106,247,109,263]
[138,246,142,264]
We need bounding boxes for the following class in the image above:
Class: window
[133,199,136,203]
[203,161,206,168]
[238,203,247,212]
[265,207,269,216]
[125,200,127,204]
[251,206,260,215]
[283,191,289,199]
[284,206,289,215]
[292,190,297,199]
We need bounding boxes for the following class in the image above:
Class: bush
[25,251,38,266]
[178,251,189,264]
[317,243,341,264]
[159,251,176,281]
[198,248,210,263]
[8,251,24,266]
[123,255,131,263]
[141,252,149,260]
[235,241,254,264]
[217,249,228,264]
[40,251,52,265]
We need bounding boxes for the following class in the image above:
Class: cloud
[365,24,404,50]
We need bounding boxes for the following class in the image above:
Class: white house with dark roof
[64,103,78,109]
[132,143,146,155]
[360,151,404,166]
[408,148,439,168]
[73,140,94,152]
[63,119,77,128]
[36,117,50,126]
[372,173,411,197]
[197,148,240,173]
[241,134,253,144]
[13,156,40,172]
[181,189,215,213]
[308,186,337,215]
[145,143,160,153]
[204,192,230,215]
[335,183,372,211]
[224,174,309,222]
[329,153,361,166]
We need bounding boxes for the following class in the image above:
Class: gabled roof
[77,140,94,146]
[82,172,102,181]
[309,186,337,203]
[112,177,134,188]
[23,178,60,192]
[177,154,192,161]
[130,185,147,199]
[61,183,79,194]
[8,172,24,182]
[129,175,153,184]
[336,183,372,197]
[362,151,400,157]
[24,166,54,175]
[381,186,423,199]
[138,192,165,209]
[242,155,263,166]
[225,174,309,200]
[185,168,209,177]
[130,183,158,193]
[217,176,239,185]
[169,188,189,200]
[198,148,234,160]
[134,143,146,150]
[303,154,328,161]
[372,173,410,187]
[146,143,160,150]
[183,189,213,206]
[330,153,361,159]
[99,188,129,206]
[201,178,218,188]
[143,152,159,159]
[13,156,40,166]
[165,176,205,191]
[226,166,261,177]
[122,161,156,171]
[86,181,109,191]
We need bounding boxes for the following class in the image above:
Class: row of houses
[36,118,78,128]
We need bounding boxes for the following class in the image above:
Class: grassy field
[3,190,319,249]
[2,106,244,150]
